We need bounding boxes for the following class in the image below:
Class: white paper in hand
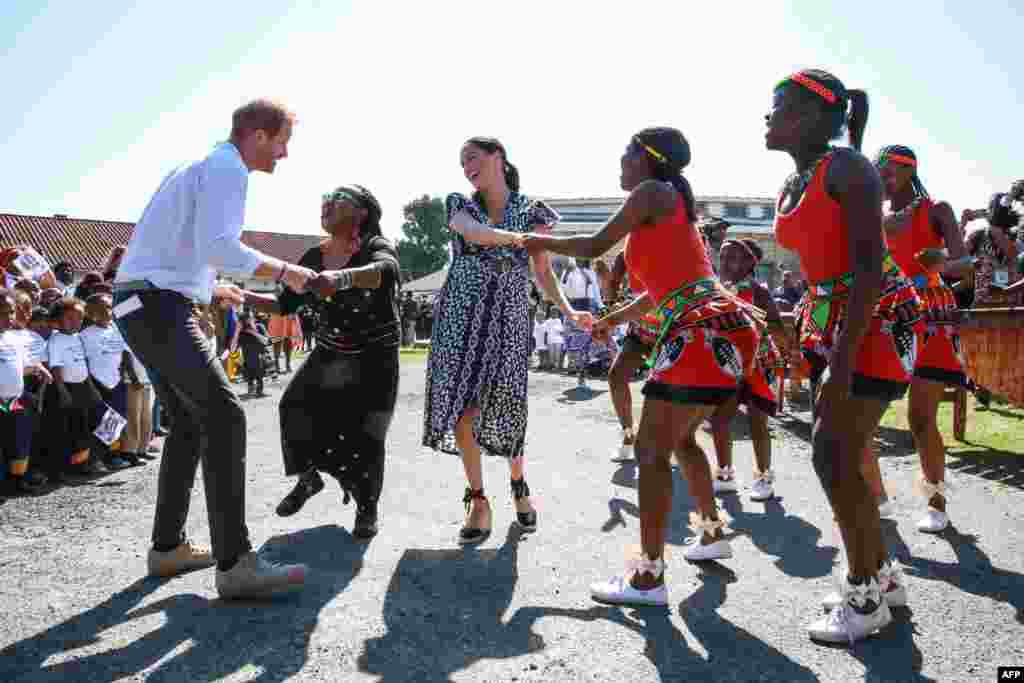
[94,406,128,446]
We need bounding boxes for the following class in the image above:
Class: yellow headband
[634,137,668,165]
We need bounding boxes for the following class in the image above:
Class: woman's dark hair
[988,192,1020,230]
[325,184,383,242]
[464,137,520,203]
[875,145,929,199]
[633,127,697,222]
[776,69,869,151]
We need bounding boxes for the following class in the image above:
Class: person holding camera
[964,192,1020,306]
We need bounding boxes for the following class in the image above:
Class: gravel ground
[1,357,1022,682]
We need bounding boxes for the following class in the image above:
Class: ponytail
[504,161,520,193]
[846,89,869,151]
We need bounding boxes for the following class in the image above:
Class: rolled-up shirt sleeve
[196,160,265,275]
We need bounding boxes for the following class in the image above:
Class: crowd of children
[0,273,160,496]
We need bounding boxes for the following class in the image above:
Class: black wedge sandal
[511,478,537,532]
[275,469,325,517]
[459,487,491,545]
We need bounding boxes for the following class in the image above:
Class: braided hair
[323,184,383,242]
[464,136,520,207]
[632,127,697,222]
[774,69,869,151]
[875,145,929,199]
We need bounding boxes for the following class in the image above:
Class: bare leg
[632,400,715,590]
[814,394,889,580]
[709,394,740,473]
[748,405,772,474]
[908,378,947,512]
[608,345,647,444]
[454,408,491,530]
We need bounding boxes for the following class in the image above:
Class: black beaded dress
[278,236,401,516]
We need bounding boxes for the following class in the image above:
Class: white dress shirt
[116,143,266,303]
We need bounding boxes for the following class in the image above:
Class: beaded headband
[776,72,838,104]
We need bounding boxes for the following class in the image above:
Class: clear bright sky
[2,1,1021,240]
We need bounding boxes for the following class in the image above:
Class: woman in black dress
[244,184,400,539]
[423,137,588,544]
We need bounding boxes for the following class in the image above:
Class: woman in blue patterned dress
[423,136,590,545]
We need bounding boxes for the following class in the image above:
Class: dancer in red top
[709,239,787,501]
[767,69,923,644]
[874,145,971,534]
[523,127,759,607]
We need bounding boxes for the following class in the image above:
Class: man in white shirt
[113,98,316,600]
[560,258,602,312]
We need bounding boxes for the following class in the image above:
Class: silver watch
[334,270,353,290]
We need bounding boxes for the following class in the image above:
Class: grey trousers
[115,288,251,562]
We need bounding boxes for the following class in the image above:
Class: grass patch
[879,392,1024,456]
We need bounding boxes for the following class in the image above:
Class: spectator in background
[544,308,565,371]
[532,308,548,369]
[101,246,128,282]
[53,262,75,296]
[772,270,804,311]
[14,278,41,306]
[401,292,419,346]
[81,293,135,469]
[560,257,602,312]
[268,311,301,373]
[0,289,52,494]
[965,192,1020,306]
[74,271,105,301]
[40,288,64,309]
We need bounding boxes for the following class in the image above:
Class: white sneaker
[917,507,949,533]
[824,562,906,610]
[749,471,775,501]
[877,498,896,518]
[590,574,668,606]
[683,537,733,562]
[215,551,307,600]
[809,578,892,644]
[712,466,738,494]
[611,443,635,463]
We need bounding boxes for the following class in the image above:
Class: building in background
[0,213,323,291]
[543,195,801,287]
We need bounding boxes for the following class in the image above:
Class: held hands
[283,264,318,294]
[213,282,245,306]
[307,268,383,300]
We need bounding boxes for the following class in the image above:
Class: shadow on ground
[947,450,1024,491]
[884,521,1024,625]
[0,524,366,683]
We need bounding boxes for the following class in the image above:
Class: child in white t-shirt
[81,293,135,468]
[49,296,105,473]
[532,310,548,370]
[544,310,565,371]
[0,289,52,493]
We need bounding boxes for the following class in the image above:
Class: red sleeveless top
[624,194,713,304]
[774,151,890,285]
[886,199,941,281]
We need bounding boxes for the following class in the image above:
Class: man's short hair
[230,99,296,140]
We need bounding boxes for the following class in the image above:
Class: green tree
[396,195,451,282]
